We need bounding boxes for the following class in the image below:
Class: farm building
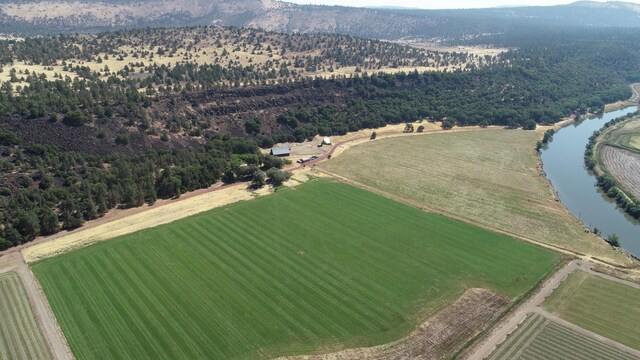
[322,137,332,145]
[270,146,290,157]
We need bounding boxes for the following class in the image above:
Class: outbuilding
[322,137,332,146]
[270,145,290,157]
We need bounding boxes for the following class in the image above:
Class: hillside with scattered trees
[0,24,639,249]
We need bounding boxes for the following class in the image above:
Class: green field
[0,272,51,360]
[488,313,638,360]
[320,130,631,266]
[32,180,560,359]
[601,116,640,153]
[543,270,640,350]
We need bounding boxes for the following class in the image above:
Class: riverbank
[586,113,640,224]
[542,106,640,259]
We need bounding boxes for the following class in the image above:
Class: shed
[322,137,332,145]
[270,145,290,157]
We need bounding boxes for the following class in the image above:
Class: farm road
[468,260,640,360]
[632,83,640,103]
[0,253,74,360]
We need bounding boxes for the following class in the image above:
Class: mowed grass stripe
[33,180,560,359]
[539,323,635,360]
[488,314,545,360]
[543,271,640,350]
[9,276,50,360]
[205,214,394,327]
[2,275,44,359]
[524,323,637,360]
[0,273,51,360]
[490,314,638,360]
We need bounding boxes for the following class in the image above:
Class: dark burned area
[1,80,346,156]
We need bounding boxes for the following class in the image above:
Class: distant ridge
[0,0,639,38]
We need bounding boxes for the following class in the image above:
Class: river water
[541,106,640,258]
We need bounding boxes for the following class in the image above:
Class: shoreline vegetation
[585,111,640,225]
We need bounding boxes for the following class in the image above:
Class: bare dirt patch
[601,145,640,199]
[281,288,509,360]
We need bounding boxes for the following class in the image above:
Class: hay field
[0,272,52,360]
[32,180,559,359]
[320,129,631,265]
[488,313,638,360]
[543,270,640,350]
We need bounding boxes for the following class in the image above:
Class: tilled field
[601,145,640,199]
[0,272,51,360]
[488,314,638,360]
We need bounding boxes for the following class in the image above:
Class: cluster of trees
[536,129,555,152]
[0,132,286,250]
[584,111,640,221]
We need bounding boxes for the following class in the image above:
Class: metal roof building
[270,145,290,157]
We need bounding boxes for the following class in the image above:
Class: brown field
[281,288,509,360]
[320,129,633,266]
[601,145,640,199]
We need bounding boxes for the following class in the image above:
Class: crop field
[488,313,638,360]
[543,270,640,350]
[0,272,51,360]
[600,146,640,198]
[32,180,559,359]
[600,116,640,152]
[320,130,630,265]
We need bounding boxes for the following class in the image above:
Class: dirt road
[467,260,640,359]
[631,83,640,103]
[0,253,73,360]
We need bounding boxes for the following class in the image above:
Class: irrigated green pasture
[543,270,640,350]
[488,313,638,360]
[0,272,51,360]
[32,180,559,359]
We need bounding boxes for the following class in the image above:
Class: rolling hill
[1,0,640,39]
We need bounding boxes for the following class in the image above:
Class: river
[541,106,640,258]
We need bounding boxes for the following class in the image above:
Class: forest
[0,25,639,249]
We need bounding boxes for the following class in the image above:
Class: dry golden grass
[320,129,633,266]
[21,166,318,263]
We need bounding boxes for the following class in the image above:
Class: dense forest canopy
[0,23,639,249]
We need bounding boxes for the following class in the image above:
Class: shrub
[62,110,89,127]
[0,129,19,146]
[115,134,130,145]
